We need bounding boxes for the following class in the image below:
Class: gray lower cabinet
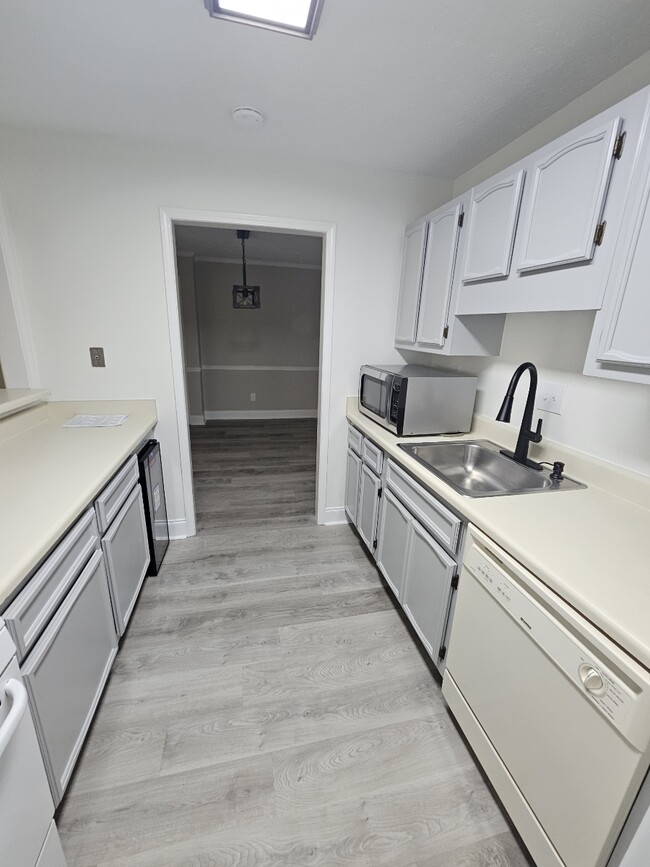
[101,484,150,636]
[356,463,382,553]
[375,458,463,671]
[345,447,362,524]
[23,550,118,805]
[401,521,457,659]
[376,488,411,599]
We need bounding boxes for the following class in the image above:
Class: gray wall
[179,257,321,419]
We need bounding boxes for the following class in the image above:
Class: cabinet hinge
[458,211,464,228]
[372,539,378,551]
[377,487,383,498]
[594,221,607,247]
[451,573,459,590]
[438,645,447,661]
[613,132,626,160]
[443,325,449,339]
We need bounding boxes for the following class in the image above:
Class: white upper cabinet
[395,195,505,357]
[461,169,525,283]
[456,86,650,316]
[584,96,650,384]
[515,117,622,273]
[415,201,463,348]
[395,220,427,345]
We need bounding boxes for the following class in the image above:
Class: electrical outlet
[536,381,566,415]
[90,347,105,368]
[250,392,256,402]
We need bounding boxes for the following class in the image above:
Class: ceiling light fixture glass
[204,0,323,38]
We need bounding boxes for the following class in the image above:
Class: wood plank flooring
[57,419,533,866]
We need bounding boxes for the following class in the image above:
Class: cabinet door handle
[0,678,29,759]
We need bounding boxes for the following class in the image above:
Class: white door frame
[160,207,336,536]
[0,191,40,387]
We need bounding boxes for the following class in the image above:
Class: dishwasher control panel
[464,543,637,734]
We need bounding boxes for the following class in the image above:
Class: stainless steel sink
[399,440,586,497]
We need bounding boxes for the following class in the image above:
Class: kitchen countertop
[0,399,157,609]
[0,388,50,419]
[347,397,650,672]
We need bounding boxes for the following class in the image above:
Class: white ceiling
[175,225,323,266]
[1,1,649,177]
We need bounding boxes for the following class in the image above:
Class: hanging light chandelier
[232,230,261,309]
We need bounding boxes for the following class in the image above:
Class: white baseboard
[204,409,318,420]
[167,518,192,539]
[321,506,348,525]
[189,415,206,426]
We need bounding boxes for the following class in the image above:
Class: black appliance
[137,440,169,575]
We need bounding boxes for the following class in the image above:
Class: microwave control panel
[389,378,403,424]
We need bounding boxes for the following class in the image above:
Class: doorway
[160,209,336,536]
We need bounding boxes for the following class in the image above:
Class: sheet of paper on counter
[63,414,129,428]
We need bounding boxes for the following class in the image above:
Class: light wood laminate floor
[57,420,533,866]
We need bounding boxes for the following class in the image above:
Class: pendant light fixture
[232,230,261,309]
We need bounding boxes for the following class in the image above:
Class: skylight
[204,0,323,38]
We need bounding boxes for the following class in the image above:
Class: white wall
[194,259,320,416]
[0,126,450,526]
[439,51,650,478]
[176,254,203,422]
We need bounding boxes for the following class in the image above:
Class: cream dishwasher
[442,525,650,867]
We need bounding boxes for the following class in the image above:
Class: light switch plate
[90,347,105,367]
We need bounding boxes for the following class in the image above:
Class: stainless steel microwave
[358,365,477,436]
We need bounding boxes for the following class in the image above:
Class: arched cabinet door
[395,221,427,346]
[461,169,525,283]
[516,117,622,272]
[596,132,650,371]
[415,202,463,349]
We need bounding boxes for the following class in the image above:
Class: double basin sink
[399,439,586,498]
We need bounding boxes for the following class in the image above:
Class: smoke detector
[232,106,264,128]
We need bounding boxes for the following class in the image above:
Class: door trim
[159,207,336,535]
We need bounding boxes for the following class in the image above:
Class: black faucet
[496,362,543,469]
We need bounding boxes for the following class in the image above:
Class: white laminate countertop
[346,398,650,672]
[0,399,157,609]
[0,388,50,419]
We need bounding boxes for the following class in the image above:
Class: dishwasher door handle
[0,678,28,759]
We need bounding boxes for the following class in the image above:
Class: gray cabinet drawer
[94,455,139,532]
[385,459,461,554]
[23,549,118,805]
[102,484,150,636]
[347,424,363,456]
[362,438,383,475]
[4,508,100,662]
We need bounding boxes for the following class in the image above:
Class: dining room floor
[56,419,533,866]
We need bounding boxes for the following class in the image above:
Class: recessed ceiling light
[204,0,323,38]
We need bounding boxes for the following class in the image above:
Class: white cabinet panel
[596,142,650,370]
[357,464,382,555]
[516,117,622,272]
[584,96,650,383]
[401,521,457,660]
[344,448,362,525]
[416,202,463,348]
[23,551,118,805]
[456,87,650,314]
[101,484,150,636]
[461,169,525,283]
[395,221,427,345]
[376,488,410,600]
